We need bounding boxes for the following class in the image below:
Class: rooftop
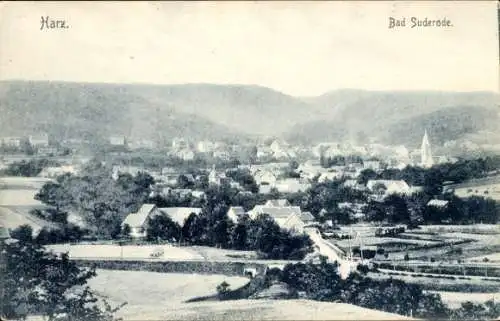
[122,204,157,228]
[159,207,202,226]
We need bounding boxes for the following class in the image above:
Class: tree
[357,169,378,185]
[229,218,249,250]
[1,235,122,321]
[146,215,181,242]
[10,225,34,243]
[120,224,131,239]
[225,168,259,193]
[181,212,202,243]
[216,281,231,296]
[177,174,194,189]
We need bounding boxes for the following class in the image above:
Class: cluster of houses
[0,133,61,155]
[122,199,317,239]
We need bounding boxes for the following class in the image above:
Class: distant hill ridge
[0,80,498,146]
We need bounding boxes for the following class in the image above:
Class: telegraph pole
[359,232,364,262]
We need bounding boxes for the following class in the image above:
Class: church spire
[421,130,433,168]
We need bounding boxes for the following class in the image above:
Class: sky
[0,1,498,96]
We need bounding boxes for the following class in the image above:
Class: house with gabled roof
[121,204,161,238]
[427,199,449,208]
[227,206,247,223]
[254,170,277,186]
[366,179,411,196]
[248,205,306,234]
[300,211,315,224]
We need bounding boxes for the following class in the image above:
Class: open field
[0,176,57,232]
[0,176,53,190]
[161,300,416,321]
[47,244,206,261]
[46,243,264,262]
[418,224,499,234]
[0,206,56,233]
[87,269,249,318]
[368,271,500,292]
[86,270,415,321]
[329,224,500,263]
[468,252,500,263]
[429,291,499,309]
[0,189,44,207]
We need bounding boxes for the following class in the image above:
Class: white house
[248,205,306,233]
[112,165,145,180]
[254,170,277,186]
[196,140,215,153]
[256,146,273,159]
[209,166,227,185]
[273,179,311,193]
[171,137,189,150]
[39,165,78,178]
[318,171,343,183]
[109,136,127,147]
[227,206,247,223]
[366,180,411,196]
[1,137,22,148]
[343,179,366,191]
[175,149,195,161]
[427,199,449,208]
[363,160,381,171]
[299,211,315,224]
[122,204,161,238]
[29,134,49,147]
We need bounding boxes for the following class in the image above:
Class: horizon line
[0,78,498,97]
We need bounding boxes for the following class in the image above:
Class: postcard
[0,1,499,320]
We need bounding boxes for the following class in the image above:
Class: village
[1,2,499,319]
[1,130,499,295]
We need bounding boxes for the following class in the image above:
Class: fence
[73,258,268,277]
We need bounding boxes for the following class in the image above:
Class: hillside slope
[1,80,497,145]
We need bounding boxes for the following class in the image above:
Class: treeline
[268,260,500,320]
[10,224,86,245]
[359,156,500,193]
[364,193,499,225]
[34,160,153,238]
[0,158,60,177]
[105,152,243,172]
[320,155,364,168]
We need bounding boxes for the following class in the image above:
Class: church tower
[420,130,433,168]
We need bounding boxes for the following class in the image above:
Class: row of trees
[0,158,61,177]
[271,260,500,320]
[11,224,87,245]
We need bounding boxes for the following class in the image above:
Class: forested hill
[0,80,497,146]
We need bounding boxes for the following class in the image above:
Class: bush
[35,224,86,244]
[357,264,370,274]
[216,281,231,296]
